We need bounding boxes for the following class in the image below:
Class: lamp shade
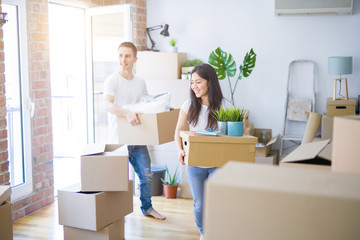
[160,24,169,37]
[328,56,353,75]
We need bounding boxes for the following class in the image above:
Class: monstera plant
[208,47,257,105]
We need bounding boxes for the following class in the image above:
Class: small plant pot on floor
[163,184,178,199]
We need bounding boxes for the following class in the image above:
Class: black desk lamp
[146,24,170,51]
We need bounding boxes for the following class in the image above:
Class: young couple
[104,42,233,239]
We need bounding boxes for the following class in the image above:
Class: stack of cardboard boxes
[0,185,12,240]
[58,144,133,240]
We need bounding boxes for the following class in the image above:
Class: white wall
[147,0,360,138]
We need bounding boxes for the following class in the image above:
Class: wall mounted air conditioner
[275,0,353,16]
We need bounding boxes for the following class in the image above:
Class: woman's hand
[178,149,186,165]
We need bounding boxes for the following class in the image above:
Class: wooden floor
[13,196,200,240]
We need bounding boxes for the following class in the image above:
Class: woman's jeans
[186,166,217,235]
[127,145,153,215]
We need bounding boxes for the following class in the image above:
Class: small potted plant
[181,58,204,76]
[161,165,179,198]
[169,38,178,52]
[226,107,246,136]
[212,107,229,135]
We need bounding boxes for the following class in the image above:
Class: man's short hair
[118,42,137,57]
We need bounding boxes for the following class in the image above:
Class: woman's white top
[181,98,234,131]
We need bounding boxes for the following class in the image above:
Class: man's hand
[126,111,142,126]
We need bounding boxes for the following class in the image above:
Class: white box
[81,144,128,192]
[58,182,133,231]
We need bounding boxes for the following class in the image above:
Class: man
[103,42,165,220]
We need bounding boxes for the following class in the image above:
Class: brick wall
[1,0,147,221]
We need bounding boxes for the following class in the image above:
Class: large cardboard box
[279,139,331,171]
[332,115,360,174]
[326,98,356,117]
[204,162,360,240]
[252,129,278,156]
[255,150,278,165]
[0,185,11,205]
[180,131,257,167]
[64,218,124,240]
[58,181,133,231]
[0,202,13,240]
[136,52,186,79]
[118,109,179,145]
[81,144,129,192]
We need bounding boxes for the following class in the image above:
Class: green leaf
[163,164,179,186]
[242,48,256,78]
[208,47,236,80]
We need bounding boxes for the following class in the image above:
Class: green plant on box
[161,165,179,186]
[170,38,177,47]
[212,107,228,122]
[226,107,246,122]
[182,58,204,67]
[208,47,257,106]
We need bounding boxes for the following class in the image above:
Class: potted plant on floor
[212,106,229,135]
[226,107,246,136]
[161,165,179,199]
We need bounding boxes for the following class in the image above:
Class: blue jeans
[127,145,153,215]
[186,166,217,235]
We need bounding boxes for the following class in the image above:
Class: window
[3,0,33,200]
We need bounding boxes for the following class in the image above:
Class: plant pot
[163,184,178,199]
[227,121,243,137]
[168,46,178,52]
[217,121,227,135]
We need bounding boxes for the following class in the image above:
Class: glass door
[86,4,132,143]
[48,3,87,193]
[3,0,33,200]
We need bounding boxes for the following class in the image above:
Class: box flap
[281,139,330,163]
[0,185,11,205]
[266,135,279,147]
[81,144,106,156]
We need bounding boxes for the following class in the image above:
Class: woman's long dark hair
[187,63,223,130]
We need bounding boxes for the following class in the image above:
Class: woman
[174,63,233,238]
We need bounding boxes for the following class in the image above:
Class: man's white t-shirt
[103,72,147,143]
[181,98,234,131]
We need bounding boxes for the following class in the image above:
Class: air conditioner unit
[275,0,353,16]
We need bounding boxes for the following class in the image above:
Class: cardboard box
[279,139,331,171]
[64,218,124,240]
[180,131,257,167]
[204,162,360,240]
[321,115,334,140]
[58,181,133,231]
[326,98,356,117]
[118,109,179,145]
[81,144,129,192]
[252,129,278,156]
[255,150,278,165]
[0,202,13,240]
[0,185,11,205]
[332,115,360,174]
[136,52,186,79]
